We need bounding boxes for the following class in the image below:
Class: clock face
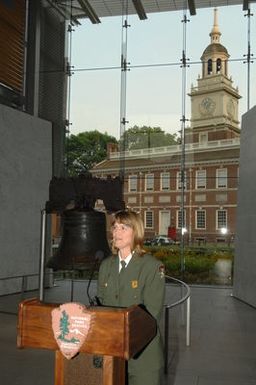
[199,97,216,116]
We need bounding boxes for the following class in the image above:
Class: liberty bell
[45,173,125,271]
[47,208,111,271]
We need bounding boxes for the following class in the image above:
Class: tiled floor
[165,286,256,385]
[0,283,256,385]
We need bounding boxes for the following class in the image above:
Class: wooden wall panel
[0,0,26,92]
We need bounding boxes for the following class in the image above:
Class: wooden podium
[17,298,156,385]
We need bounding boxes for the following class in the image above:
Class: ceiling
[52,0,254,24]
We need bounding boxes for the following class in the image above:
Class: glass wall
[66,4,256,285]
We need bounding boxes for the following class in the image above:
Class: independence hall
[92,10,240,244]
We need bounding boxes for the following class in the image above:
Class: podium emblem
[52,302,93,359]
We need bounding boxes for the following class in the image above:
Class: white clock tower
[189,8,241,141]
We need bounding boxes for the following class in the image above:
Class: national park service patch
[52,302,94,359]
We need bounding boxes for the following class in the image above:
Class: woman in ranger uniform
[97,209,165,385]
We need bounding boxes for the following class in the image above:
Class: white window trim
[199,132,208,143]
[216,209,227,230]
[177,171,186,190]
[145,173,154,191]
[129,174,137,192]
[161,172,170,191]
[196,170,206,189]
[216,168,227,189]
[177,209,186,229]
[144,210,154,229]
[196,209,206,230]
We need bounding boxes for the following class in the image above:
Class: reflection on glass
[66,5,256,286]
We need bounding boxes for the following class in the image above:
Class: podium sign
[17,298,156,385]
[52,302,94,359]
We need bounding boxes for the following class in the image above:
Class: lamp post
[220,227,227,235]
[220,227,228,244]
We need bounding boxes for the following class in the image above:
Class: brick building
[92,9,240,244]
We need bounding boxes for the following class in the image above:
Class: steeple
[189,8,241,133]
[210,8,221,44]
[201,8,229,78]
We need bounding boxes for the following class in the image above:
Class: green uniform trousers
[128,369,163,385]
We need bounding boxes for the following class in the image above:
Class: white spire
[210,8,221,44]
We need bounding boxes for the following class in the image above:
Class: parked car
[150,235,175,246]
[144,238,154,246]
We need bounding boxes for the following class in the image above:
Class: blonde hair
[111,210,145,256]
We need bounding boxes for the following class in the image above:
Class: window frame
[196,209,206,230]
[128,174,138,192]
[216,209,227,230]
[216,168,227,189]
[199,132,208,143]
[145,173,154,191]
[177,209,186,229]
[161,172,170,191]
[144,210,154,229]
[177,171,187,190]
[196,169,206,189]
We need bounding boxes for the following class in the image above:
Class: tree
[57,310,79,343]
[58,310,70,341]
[66,130,118,176]
[121,125,179,151]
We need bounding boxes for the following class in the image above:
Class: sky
[68,4,256,139]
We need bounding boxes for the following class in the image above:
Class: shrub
[147,245,233,285]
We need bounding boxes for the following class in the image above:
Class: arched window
[217,58,222,73]
[207,59,212,74]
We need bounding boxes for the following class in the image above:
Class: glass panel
[67,4,256,287]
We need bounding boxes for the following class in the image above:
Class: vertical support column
[65,17,75,174]
[39,209,47,301]
[33,1,41,117]
[244,8,254,111]
[186,296,191,347]
[164,305,169,374]
[119,0,130,195]
[180,11,190,277]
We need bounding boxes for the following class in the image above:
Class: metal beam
[45,0,80,25]
[132,0,147,20]
[188,0,196,15]
[77,0,101,24]
[243,0,249,10]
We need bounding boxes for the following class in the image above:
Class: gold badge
[131,280,138,288]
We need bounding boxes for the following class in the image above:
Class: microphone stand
[86,251,104,306]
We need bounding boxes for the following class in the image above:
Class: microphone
[86,250,104,306]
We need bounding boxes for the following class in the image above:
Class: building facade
[92,9,240,244]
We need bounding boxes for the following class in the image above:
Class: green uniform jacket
[97,253,165,375]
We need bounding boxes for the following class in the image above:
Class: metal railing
[109,137,240,160]
[0,271,191,374]
[164,275,191,374]
[0,273,39,294]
